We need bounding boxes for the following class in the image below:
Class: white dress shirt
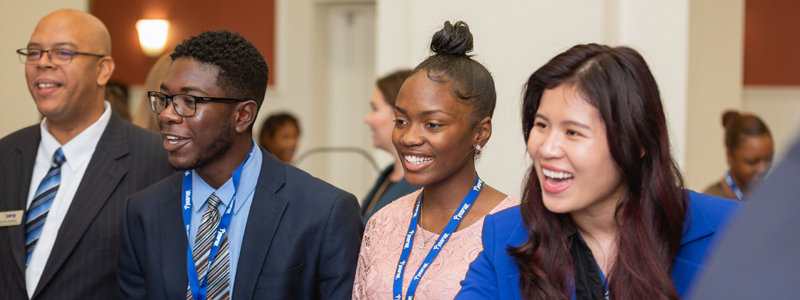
[25,102,111,298]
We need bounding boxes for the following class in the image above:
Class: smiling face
[392,72,480,187]
[25,10,112,125]
[728,134,774,192]
[158,57,236,170]
[527,84,625,216]
[364,88,396,152]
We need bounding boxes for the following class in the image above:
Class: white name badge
[0,210,24,227]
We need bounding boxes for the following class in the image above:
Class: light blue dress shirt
[187,142,262,293]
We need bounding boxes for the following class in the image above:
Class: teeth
[37,83,57,88]
[166,135,180,145]
[405,155,433,165]
[543,168,574,179]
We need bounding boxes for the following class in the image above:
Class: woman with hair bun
[457,44,737,300]
[352,21,519,299]
[703,111,774,201]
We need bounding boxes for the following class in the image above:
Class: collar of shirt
[190,141,262,215]
[39,101,112,172]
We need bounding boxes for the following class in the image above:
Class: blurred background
[2,0,798,203]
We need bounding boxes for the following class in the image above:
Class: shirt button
[35,270,41,275]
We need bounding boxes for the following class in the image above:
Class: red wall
[744,0,800,85]
[91,0,275,86]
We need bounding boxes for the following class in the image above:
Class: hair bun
[430,21,473,56]
[722,110,741,128]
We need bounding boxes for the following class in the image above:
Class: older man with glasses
[0,8,174,300]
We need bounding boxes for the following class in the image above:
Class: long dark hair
[510,44,688,300]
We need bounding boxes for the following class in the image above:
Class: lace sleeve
[352,216,378,299]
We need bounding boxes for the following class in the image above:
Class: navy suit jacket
[118,147,365,300]
[0,110,174,300]
[455,191,737,299]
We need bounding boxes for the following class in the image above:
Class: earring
[475,145,481,151]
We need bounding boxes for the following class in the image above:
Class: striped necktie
[187,193,230,300]
[25,148,66,265]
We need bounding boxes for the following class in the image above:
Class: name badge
[0,210,24,227]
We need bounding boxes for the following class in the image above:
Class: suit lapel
[680,192,715,247]
[33,112,129,297]
[670,191,716,295]
[7,128,40,283]
[160,177,189,299]
[505,219,529,249]
[232,149,288,300]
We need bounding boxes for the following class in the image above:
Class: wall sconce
[136,19,170,57]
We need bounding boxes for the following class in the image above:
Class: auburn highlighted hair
[510,44,688,300]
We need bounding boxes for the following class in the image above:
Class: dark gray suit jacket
[0,110,175,300]
[118,147,365,300]
[689,135,800,299]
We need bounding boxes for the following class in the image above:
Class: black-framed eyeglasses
[148,91,247,117]
[16,48,106,65]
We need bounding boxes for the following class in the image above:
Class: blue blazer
[456,191,738,299]
[117,147,364,300]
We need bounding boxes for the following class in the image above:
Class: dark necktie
[187,193,230,300]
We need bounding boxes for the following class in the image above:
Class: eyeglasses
[148,91,247,117]
[17,48,106,65]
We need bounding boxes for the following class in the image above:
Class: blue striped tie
[25,148,66,265]
[187,193,230,300]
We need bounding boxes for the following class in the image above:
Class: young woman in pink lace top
[352,21,520,300]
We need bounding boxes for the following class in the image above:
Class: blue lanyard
[393,176,483,300]
[725,171,745,201]
[598,263,609,300]
[182,145,253,300]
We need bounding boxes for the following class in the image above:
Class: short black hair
[260,112,301,139]
[171,29,269,109]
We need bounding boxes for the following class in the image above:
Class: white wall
[312,3,377,199]
[256,0,381,199]
[0,0,88,137]
[743,86,800,163]
[684,0,745,191]
[616,0,690,170]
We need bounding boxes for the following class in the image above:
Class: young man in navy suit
[117,29,364,300]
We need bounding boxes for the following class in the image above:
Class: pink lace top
[352,189,520,300]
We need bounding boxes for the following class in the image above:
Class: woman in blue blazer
[457,44,738,300]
